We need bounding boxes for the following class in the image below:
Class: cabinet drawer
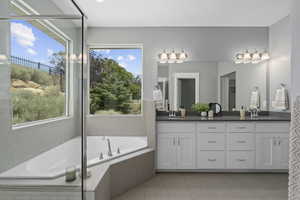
[228,133,254,150]
[227,151,255,169]
[157,122,195,133]
[197,123,226,133]
[198,134,226,150]
[228,123,254,133]
[197,151,225,169]
[256,122,290,133]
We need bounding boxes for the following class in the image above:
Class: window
[89,47,142,115]
[10,19,70,126]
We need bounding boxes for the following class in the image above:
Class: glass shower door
[0,0,87,199]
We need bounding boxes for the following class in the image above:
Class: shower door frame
[0,0,88,199]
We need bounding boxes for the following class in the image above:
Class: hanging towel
[272,86,289,110]
[153,86,163,110]
[289,96,300,200]
[250,90,260,109]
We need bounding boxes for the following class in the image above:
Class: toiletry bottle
[240,106,246,120]
[208,110,214,119]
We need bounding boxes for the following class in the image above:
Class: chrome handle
[178,137,180,146]
[278,137,281,146]
[173,137,176,145]
[208,159,217,162]
[208,141,217,144]
[208,127,217,130]
[236,140,246,144]
[236,159,246,162]
[237,127,246,129]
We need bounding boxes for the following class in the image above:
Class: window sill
[12,116,73,131]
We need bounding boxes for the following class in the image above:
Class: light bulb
[179,50,187,60]
[243,50,251,64]
[168,50,177,63]
[251,50,261,64]
[234,53,244,64]
[159,50,168,63]
[261,50,270,60]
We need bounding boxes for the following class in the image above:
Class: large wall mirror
[157,59,290,112]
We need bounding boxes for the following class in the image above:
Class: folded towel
[250,90,260,109]
[289,96,300,200]
[153,87,163,110]
[273,87,289,110]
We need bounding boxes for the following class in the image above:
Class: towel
[289,96,300,200]
[153,87,163,110]
[272,87,289,110]
[250,90,260,109]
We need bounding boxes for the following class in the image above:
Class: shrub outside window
[89,47,142,115]
[10,19,70,126]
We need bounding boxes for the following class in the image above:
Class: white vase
[201,112,207,117]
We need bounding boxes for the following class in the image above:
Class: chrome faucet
[107,139,113,157]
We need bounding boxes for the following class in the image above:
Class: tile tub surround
[113,173,288,200]
[0,149,154,200]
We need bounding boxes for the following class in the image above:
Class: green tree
[89,51,141,114]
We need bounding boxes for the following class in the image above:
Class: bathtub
[0,136,148,179]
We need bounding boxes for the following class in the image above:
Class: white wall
[217,62,268,110]
[0,0,82,172]
[291,0,300,99]
[269,16,292,111]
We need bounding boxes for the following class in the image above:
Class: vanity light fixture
[158,49,188,64]
[234,49,270,64]
[96,0,105,2]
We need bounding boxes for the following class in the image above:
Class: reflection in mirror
[220,72,236,111]
[157,60,276,112]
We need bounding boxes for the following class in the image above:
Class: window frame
[10,1,74,129]
[87,44,144,117]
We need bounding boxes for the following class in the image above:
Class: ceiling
[58,0,291,27]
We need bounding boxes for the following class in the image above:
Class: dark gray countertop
[156,115,291,122]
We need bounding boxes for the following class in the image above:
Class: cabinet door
[276,134,289,169]
[177,134,196,169]
[157,134,177,169]
[256,134,276,169]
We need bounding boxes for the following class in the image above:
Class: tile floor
[113,173,288,200]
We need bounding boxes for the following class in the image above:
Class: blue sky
[10,19,65,67]
[92,49,142,76]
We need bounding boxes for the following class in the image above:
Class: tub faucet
[107,139,113,157]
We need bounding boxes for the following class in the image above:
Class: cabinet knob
[236,159,246,162]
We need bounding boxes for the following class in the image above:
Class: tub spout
[107,139,113,157]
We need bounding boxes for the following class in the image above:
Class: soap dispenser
[240,106,246,120]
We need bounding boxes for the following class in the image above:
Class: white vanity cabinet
[227,123,255,169]
[157,121,290,171]
[255,123,290,169]
[197,122,226,169]
[157,123,196,169]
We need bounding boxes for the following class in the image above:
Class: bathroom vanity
[156,116,290,171]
